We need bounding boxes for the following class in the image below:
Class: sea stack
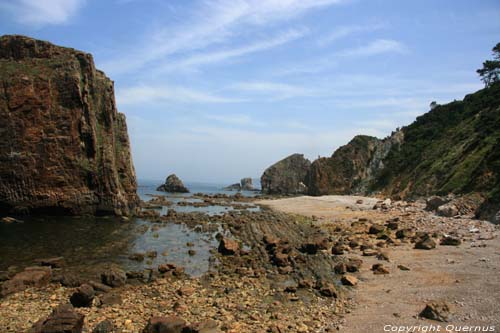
[157,174,189,193]
[0,35,139,216]
[260,154,311,195]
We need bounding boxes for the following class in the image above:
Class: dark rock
[346,258,363,272]
[29,304,84,333]
[440,236,462,246]
[70,284,95,308]
[217,237,240,256]
[398,264,410,271]
[318,283,338,298]
[0,35,139,216]
[419,301,451,322]
[37,257,65,268]
[396,228,413,239]
[92,320,115,333]
[334,263,347,274]
[260,153,311,194]
[300,236,330,254]
[88,280,113,293]
[415,234,436,250]
[142,316,186,333]
[223,183,241,191]
[156,174,189,193]
[368,224,385,235]
[1,266,51,297]
[100,267,126,287]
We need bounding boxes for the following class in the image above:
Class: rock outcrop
[156,174,189,193]
[260,154,311,195]
[0,35,139,216]
[305,132,403,196]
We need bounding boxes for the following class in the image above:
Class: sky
[1,0,500,183]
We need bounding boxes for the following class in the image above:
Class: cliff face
[261,154,311,195]
[0,35,139,216]
[304,132,404,196]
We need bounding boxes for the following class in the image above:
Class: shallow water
[0,180,260,278]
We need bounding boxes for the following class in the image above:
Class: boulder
[368,224,385,235]
[156,174,189,193]
[217,237,240,256]
[100,266,126,287]
[29,304,84,333]
[187,320,221,333]
[70,284,95,308]
[1,266,51,297]
[0,35,139,216]
[260,154,311,195]
[142,316,186,333]
[437,203,459,217]
[419,301,451,322]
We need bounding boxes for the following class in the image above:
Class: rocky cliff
[261,154,311,194]
[305,132,404,196]
[0,35,139,216]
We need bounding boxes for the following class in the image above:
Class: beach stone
[346,258,363,272]
[100,266,126,287]
[92,319,115,333]
[396,228,413,239]
[363,249,378,256]
[415,235,436,250]
[1,266,51,297]
[319,283,338,298]
[218,237,239,255]
[128,253,145,261]
[142,316,187,333]
[334,263,347,274]
[341,275,358,286]
[437,203,459,217]
[372,264,389,275]
[29,304,84,333]
[419,301,451,322]
[70,284,95,308]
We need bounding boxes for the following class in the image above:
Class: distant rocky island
[156,174,189,193]
[224,177,257,191]
[0,35,139,216]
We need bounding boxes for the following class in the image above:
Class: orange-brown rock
[0,35,139,216]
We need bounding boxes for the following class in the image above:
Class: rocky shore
[1,194,498,332]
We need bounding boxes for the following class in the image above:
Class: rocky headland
[0,35,139,216]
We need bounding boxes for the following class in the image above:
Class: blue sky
[1,0,499,183]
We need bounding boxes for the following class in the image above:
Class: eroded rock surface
[0,35,139,216]
[261,154,311,195]
[156,174,189,193]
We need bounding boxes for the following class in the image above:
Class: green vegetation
[477,42,500,87]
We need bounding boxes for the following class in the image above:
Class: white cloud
[102,0,346,74]
[317,23,385,47]
[338,39,407,57]
[1,0,85,26]
[231,81,315,100]
[158,28,307,72]
[117,84,244,105]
